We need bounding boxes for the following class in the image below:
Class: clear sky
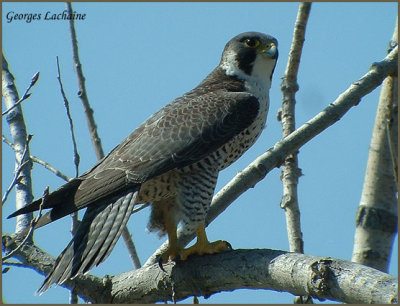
[2,2,397,304]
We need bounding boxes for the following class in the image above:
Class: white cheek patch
[220,51,247,79]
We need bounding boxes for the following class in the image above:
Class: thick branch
[145,45,398,266]
[114,250,397,304]
[2,54,34,236]
[386,24,399,186]
[279,1,311,254]
[2,234,110,303]
[4,233,396,304]
[351,22,398,272]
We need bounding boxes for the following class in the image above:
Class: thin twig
[56,56,80,178]
[4,136,70,183]
[3,187,48,261]
[2,72,40,116]
[121,229,142,269]
[2,261,27,268]
[131,202,151,214]
[2,135,33,205]
[56,55,81,303]
[31,156,72,182]
[3,135,72,183]
[2,134,14,148]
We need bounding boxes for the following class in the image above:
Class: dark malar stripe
[236,48,256,75]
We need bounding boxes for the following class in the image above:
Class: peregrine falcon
[8,32,278,293]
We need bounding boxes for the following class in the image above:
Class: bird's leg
[178,225,232,260]
[159,208,182,264]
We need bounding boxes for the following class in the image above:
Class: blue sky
[2,2,397,304]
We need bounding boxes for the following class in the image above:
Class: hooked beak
[260,43,278,59]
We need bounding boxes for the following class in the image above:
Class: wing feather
[77,89,260,203]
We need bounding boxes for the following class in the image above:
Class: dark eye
[244,38,260,48]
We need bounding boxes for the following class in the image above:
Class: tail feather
[80,191,135,272]
[37,187,139,295]
[7,179,82,220]
[7,198,42,219]
[34,201,84,229]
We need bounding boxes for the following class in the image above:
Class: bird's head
[220,32,278,87]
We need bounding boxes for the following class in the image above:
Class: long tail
[7,178,83,228]
[37,187,140,295]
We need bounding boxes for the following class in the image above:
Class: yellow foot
[159,239,232,268]
[179,239,232,261]
[158,225,232,270]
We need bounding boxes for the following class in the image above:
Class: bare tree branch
[3,234,397,304]
[55,58,81,302]
[3,135,72,182]
[66,2,103,160]
[2,134,33,205]
[2,235,109,303]
[121,229,142,269]
[3,187,48,261]
[279,4,312,303]
[31,155,72,182]
[279,1,311,254]
[2,53,34,236]
[131,202,151,214]
[351,22,398,272]
[112,250,398,304]
[2,134,14,148]
[386,91,398,185]
[2,261,27,268]
[2,71,39,116]
[145,44,398,266]
[56,56,80,178]
[386,28,399,186]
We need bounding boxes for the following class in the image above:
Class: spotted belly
[137,170,179,203]
[216,108,267,170]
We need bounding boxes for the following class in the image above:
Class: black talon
[158,256,166,272]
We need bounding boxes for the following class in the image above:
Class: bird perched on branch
[8,31,278,294]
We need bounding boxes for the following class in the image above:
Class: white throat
[220,51,274,100]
